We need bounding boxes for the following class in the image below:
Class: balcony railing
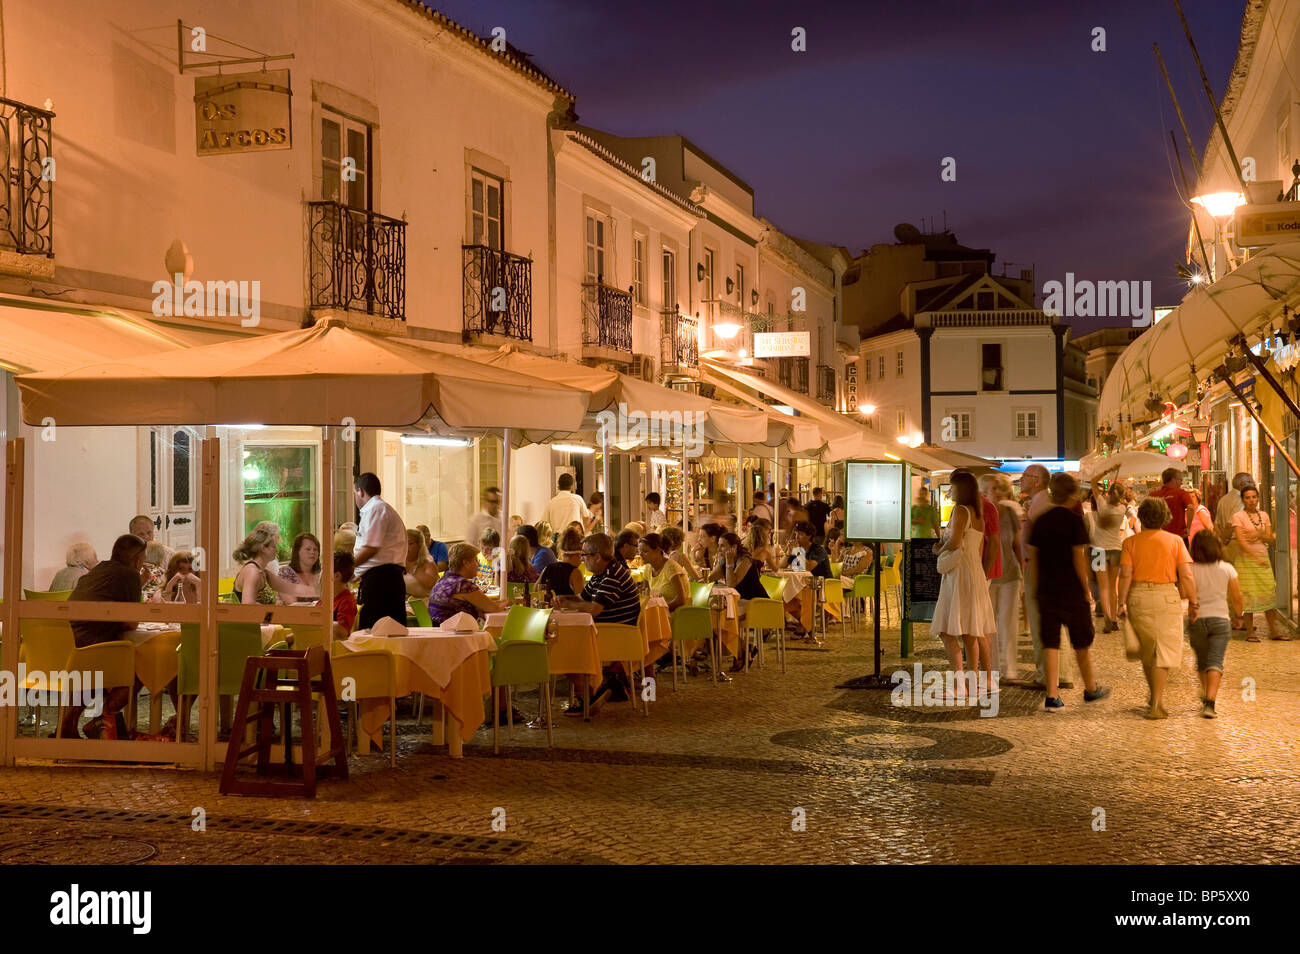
[462,244,532,340]
[817,365,836,402]
[0,97,54,255]
[307,200,406,320]
[581,281,632,352]
[794,358,809,394]
[660,311,698,373]
[778,357,793,389]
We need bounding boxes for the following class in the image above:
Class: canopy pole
[681,438,689,533]
[601,426,611,537]
[501,428,511,596]
[737,444,743,526]
[1243,347,1300,422]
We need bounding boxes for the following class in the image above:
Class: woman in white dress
[932,471,999,697]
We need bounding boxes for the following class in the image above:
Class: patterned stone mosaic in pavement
[1,617,1298,864]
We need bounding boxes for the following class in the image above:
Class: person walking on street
[911,488,941,539]
[1117,496,1197,719]
[1231,486,1285,640]
[1026,473,1111,711]
[1149,467,1195,542]
[1018,463,1061,688]
[353,472,408,631]
[1215,472,1255,555]
[805,487,831,542]
[466,486,502,552]
[931,472,998,699]
[1188,530,1243,718]
[985,474,1023,682]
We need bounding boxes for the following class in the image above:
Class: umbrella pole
[681,439,689,533]
[602,426,611,535]
[501,428,511,596]
[737,444,743,526]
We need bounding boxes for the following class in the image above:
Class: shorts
[1188,617,1230,672]
[1038,599,1095,650]
[1127,582,1183,670]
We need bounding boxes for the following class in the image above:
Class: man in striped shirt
[565,533,641,715]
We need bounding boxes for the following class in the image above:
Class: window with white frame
[878,354,886,378]
[896,409,906,433]
[470,168,504,249]
[946,410,972,440]
[321,109,371,210]
[896,350,904,376]
[662,248,676,310]
[735,264,745,305]
[585,212,607,283]
[702,248,715,301]
[1014,408,1040,440]
[632,233,647,305]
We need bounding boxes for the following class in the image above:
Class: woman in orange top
[1118,496,1197,719]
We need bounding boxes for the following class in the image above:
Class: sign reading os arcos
[195,70,292,156]
[753,331,810,358]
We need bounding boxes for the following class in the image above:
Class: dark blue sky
[434,0,1245,326]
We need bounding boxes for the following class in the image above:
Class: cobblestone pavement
[2,615,1298,864]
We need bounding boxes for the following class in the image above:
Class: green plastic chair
[829,562,843,579]
[850,573,890,628]
[689,581,714,607]
[492,606,553,752]
[175,623,265,742]
[760,575,787,601]
[669,605,716,689]
[408,598,433,628]
[742,598,786,673]
[23,589,72,601]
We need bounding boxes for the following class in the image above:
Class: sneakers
[1201,700,1218,719]
[1044,696,1065,711]
[1083,686,1112,702]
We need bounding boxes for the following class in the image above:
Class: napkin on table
[370,616,409,636]
[438,612,480,634]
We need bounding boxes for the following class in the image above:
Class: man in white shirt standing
[352,472,407,631]
[466,486,502,554]
[541,473,590,546]
[644,492,667,531]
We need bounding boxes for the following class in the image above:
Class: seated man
[779,521,830,634]
[567,533,641,714]
[62,533,147,739]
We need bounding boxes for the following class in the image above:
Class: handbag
[1121,615,1141,660]
[936,548,962,574]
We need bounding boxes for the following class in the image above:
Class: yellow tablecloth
[639,599,672,667]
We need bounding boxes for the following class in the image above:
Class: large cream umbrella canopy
[16,319,588,430]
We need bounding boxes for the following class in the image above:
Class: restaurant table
[123,623,287,733]
[340,628,494,757]
[703,586,741,658]
[639,596,672,668]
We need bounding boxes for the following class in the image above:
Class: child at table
[331,551,358,640]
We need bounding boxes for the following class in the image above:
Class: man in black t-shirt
[1026,473,1110,712]
[804,487,831,542]
[62,533,147,739]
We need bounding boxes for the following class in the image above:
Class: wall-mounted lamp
[726,277,735,295]
[751,289,759,306]
[696,263,705,282]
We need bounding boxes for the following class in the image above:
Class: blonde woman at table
[404,529,440,599]
[232,523,316,606]
[743,519,777,571]
[638,533,689,611]
[427,543,508,626]
[660,525,701,582]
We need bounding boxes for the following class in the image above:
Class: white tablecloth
[710,586,739,619]
[776,570,814,600]
[343,628,495,690]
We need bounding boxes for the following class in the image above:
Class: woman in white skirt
[932,471,999,697]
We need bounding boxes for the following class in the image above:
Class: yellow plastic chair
[19,619,74,736]
[596,623,647,716]
[742,598,786,673]
[759,575,788,602]
[331,649,397,765]
[288,625,328,651]
[24,589,72,601]
[829,562,843,579]
[218,577,235,597]
[689,581,714,607]
[822,577,847,639]
[66,640,135,736]
[881,561,903,621]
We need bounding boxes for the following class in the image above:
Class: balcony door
[321,110,372,211]
[585,211,609,284]
[138,426,199,551]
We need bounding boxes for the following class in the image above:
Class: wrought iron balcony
[660,311,698,373]
[794,358,810,394]
[462,244,532,340]
[817,365,836,403]
[581,281,632,352]
[778,357,793,389]
[307,200,406,320]
[0,97,54,256]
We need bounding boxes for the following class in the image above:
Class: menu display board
[844,461,909,542]
[906,539,942,604]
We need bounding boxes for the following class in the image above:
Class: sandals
[1246,635,1262,642]
[1270,634,1292,641]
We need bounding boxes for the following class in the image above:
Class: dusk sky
[434,0,1245,329]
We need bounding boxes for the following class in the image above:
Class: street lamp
[1191,191,1245,281]
[712,322,742,339]
[858,403,877,415]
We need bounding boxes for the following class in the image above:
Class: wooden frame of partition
[2,429,336,770]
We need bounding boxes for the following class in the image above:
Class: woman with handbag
[1117,497,1198,719]
[1231,486,1285,640]
[931,471,998,699]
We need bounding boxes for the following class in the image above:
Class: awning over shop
[0,296,193,374]
[16,318,589,431]
[909,444,998,474]
[1098,241,1300,426]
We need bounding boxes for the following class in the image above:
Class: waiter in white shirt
[542,473,591,544]
[352,472,408,630]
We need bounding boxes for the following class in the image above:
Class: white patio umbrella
[1081,450,1186,481]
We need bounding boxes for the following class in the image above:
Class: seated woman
[638,532,689,611]
[709,532,769,670]
[278,532,323,595]
[507,534,539,584]
[427,543,508,626]
[160,551,202,603]
[742,519,777,571]
[825,528,844,562]
[660,525,701,582]
[232,523,316,605]
[540,528,585,601]
[140,541,169,601]
[404,529,439,599]
[842,541,876,578]
[50,542,98,592]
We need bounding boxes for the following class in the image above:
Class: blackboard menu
[906,538,942,603]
